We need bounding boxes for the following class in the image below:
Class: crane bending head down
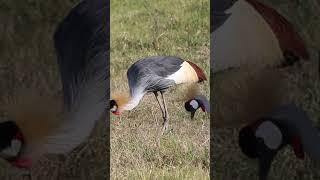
[110,56,207,116]
[0,0,108,168]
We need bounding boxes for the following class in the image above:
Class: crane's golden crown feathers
[213,67,288,128]
[111,92,129,109]
[2,88,63,144]
[184,83,201,100]
[175,83,202,102]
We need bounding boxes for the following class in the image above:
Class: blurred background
[0,0,108,179]
[212,0,320,179]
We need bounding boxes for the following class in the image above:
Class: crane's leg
[154,91,165,118]
[160,91,169,135]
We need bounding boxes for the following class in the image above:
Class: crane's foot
[161,119,169,135]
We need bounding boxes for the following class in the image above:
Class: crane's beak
[190,111,196,120]
[256,138,276,180]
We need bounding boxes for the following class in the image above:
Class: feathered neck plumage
[112,89,145,111]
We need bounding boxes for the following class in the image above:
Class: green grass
[110,0,210,179]
[212,0,320,179]
[0,0,108,179]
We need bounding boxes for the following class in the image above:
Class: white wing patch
[166,61,199,84]
[255,121,283,150]
[212,0,283,73]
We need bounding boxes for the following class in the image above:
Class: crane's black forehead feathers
[0,121,19,150]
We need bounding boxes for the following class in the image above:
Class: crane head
[184,95,210,119]
[0,121,31,168]
[110,92,129,115]
[239,120,283,179]
[185,100,200,119]
[110,99,120,115]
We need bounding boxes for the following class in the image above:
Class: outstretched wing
[44,0,108,154]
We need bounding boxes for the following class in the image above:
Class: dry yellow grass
[110,0,210,179]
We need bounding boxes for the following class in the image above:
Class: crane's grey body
[263,104,320,160]
[193,95,210,113]
[121,55,203,134]
[127,56,184,96]
[43,0,108,154]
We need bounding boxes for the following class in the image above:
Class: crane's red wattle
[112,111,120,115]
[11,158,32,168]
[290,135,305,159]
[200,105,206,112]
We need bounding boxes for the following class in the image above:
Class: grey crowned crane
[239,104,320,180]
[0,0,107,169]
[184,95,210,119]
[183,84,210,119]
[110,56,207,133]
[212,0,309,73]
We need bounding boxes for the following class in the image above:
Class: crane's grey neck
[122,91,145,111]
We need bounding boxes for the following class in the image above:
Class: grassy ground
[212,0,320,179]
[0,0,108,179]
[110,0,210,179]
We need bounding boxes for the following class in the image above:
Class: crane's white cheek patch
[0,139,22,158]
[110,106,117,112]
[190,100,199,109]
[255,121,282,150]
